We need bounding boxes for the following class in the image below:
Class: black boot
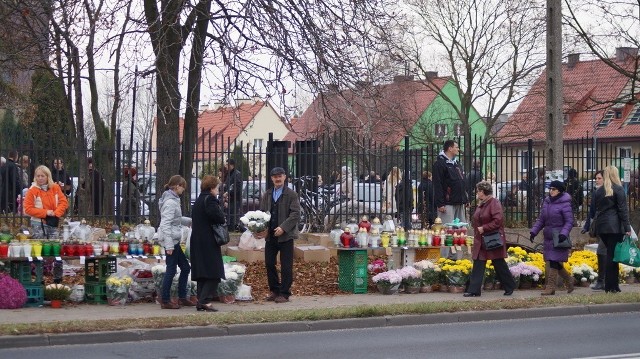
[591,254,606,290]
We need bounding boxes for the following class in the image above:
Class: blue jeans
[161,243,191,303]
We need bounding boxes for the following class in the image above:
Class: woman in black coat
[592,166,631,293]
[190,175,226,311]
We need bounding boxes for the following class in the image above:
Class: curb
[1,303,639,349]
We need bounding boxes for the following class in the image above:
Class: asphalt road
[2,312,640,359]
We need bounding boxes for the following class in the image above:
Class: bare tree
[391,0,547,171]
[564,0,640,100]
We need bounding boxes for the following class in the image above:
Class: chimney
[355,80,371,89]
[567,53,580,69]
[616,47,638,62]
[326,84,339,93]
[425,71,439,80]
[393,75,414,83]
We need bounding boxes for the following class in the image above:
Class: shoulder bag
[206,195,230,246]
[552,229,572,249]
[482,232,503,250]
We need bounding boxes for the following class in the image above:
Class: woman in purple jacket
[530,180,575,295]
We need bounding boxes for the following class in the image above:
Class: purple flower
[0,274,27,309]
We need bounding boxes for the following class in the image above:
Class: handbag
[44,215,60,228]
[212,224,230,246]
[588,212,599,238]
[552,229,572,249]
[613,235,640,267]
[482,232,503,250]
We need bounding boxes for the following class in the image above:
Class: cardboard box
[294,245,330,263]
[225,246,266,263]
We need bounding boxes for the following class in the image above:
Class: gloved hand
[529,233,535,243]
[558,234,568,242]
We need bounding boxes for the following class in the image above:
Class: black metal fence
[1,130,638,232]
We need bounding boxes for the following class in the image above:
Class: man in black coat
[0,150,22,213]
[51,157,73,196]
[257,167,300,304]
[417,170,435,228]
[223,158,243,231]
[466,160,483,201]
[432,140,468,224]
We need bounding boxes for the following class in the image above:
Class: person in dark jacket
[464,181,516,297]
[564,168,583,220]
[120,167,140,224]
[417,171,435,228]
[0,150,22,213]
[592,166,631,293]
[51,157,73,196]
[581,170,605,290]
[530,180,575,295]
[395,177,414,229]
[432,140,468,224]
[466,160,483,201]
[256,167,300,304]
[223,158,243,231]
[190,175,226,312]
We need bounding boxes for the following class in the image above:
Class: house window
[598,111,613,127]
[615,110,622,119]
[434,124,447,137]
[253,139,263,148]
[453,124,462,137]
[618,146,632,159]
[519,150,531,173]
[628,104,640,124]
[585,148,596,171]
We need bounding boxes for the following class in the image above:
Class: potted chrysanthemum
[441,259,472,293]
[371,269,402,295]
[509,262,542,289]
[414,260,439,292]
[398,266,422,294]
[571,263,598,286]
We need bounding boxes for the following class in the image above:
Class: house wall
[235,104,289,179]
[405,81,495,172]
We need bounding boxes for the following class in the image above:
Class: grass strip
[1,292,639,336]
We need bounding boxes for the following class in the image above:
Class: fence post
[403,136,411,230]
[527,138,533,228]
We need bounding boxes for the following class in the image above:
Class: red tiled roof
[179,101,266,146]
[498,57,640,143]
[283,78,450,146]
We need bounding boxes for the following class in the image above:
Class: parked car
[113,182,150,217]
[241,180,266,213]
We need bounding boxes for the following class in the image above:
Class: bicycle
[292,176,346,233]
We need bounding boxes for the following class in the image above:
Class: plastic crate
[85,282,108,304]
[24,284,44,307]
[10,260,43,284]
[84,257,117,283]
[414,247,441,262]
[338,249,368,294]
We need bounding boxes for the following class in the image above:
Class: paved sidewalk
[1,284,639,349]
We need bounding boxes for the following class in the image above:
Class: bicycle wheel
[298,206,311,233]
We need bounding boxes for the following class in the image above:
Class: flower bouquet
[398,266,422,293]
[106,273,133,306]
[372,269,402,294]
[240,210,271,234]
[484,260,496,289]
[571,263,597,285]
[367,259,387,275]
[44,283,72,301]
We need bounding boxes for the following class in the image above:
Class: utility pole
[546,0,563,177]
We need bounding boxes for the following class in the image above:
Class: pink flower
[0,274,27,309]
